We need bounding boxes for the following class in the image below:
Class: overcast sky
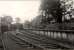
[0,0,41,23]
[0,0,74,23]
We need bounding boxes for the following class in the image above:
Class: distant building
[31,15,42,26]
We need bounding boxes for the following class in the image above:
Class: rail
[1,32,9,50]
[20,28,74,48]
[23,28,74,43]
[24,28,74,33]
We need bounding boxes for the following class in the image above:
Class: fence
[24,28,74,43]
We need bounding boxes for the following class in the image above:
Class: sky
[0,0,41,23]
[0,0,74,23]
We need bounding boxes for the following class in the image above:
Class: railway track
[0,32,9,50]
[1,32,42,50]
[8,31,67,49]
[24,29,74,42]
[7,33,41,49]
[0,38,4,50]
[2,29,74,49]
[22,29,74,48]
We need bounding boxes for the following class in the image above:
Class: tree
[40,0,63,23]
[1,16,13,25]
[1,16,13,32]
[15,17,21,30]
[40,0,73,23]
[61,0,73,22]
[15,17,20,23]
[23,20,31,28]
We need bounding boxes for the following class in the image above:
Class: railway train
[1,24,23,33]
[1,25,9,33]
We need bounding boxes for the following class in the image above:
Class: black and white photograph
[0,0,74,50]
